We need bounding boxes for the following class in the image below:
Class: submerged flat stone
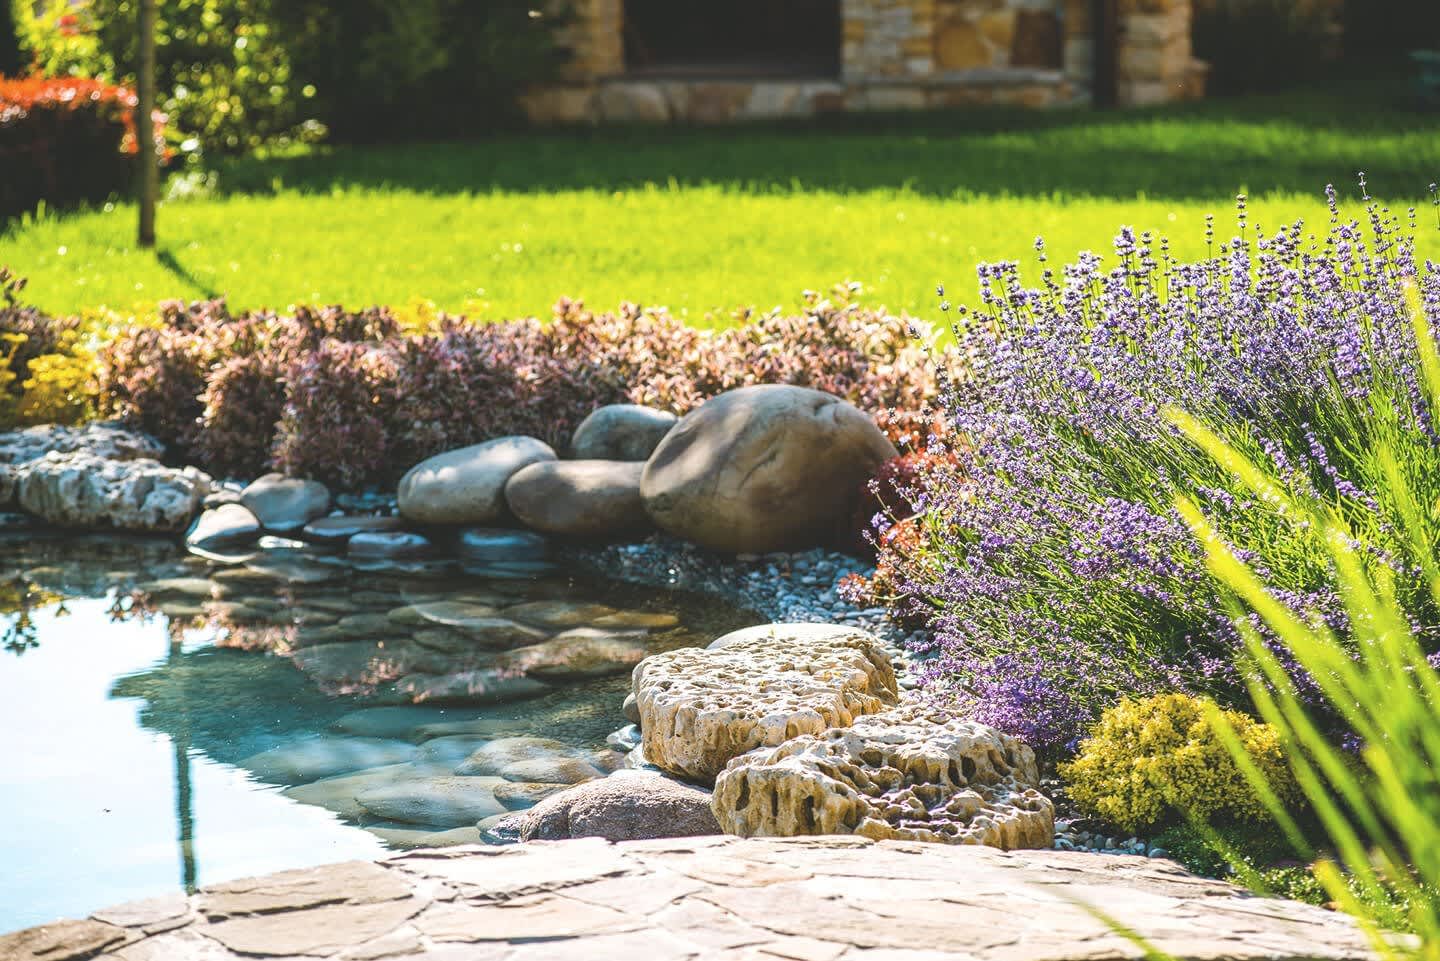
[5,837,1381,961]
[241,737,419,784]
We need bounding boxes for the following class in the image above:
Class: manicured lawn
[3,74,1439,322]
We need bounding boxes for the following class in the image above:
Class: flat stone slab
[1,836,1378,960]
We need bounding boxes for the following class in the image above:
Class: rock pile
[627,623,1055,850]
[631,625,899,782]
[5,386,895,557]
[0,423,209,533]
[712,702,1055,848]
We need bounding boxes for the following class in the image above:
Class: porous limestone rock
[712,702,1054,850]
[15,452,210,532]
[503,460,650,539]
[640,385,898,552]
[240,473,332,532]
[398,437,556,525]
[631,625,899,783]
[569,404,678,461]
[0,421,164,465]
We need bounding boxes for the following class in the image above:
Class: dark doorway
[623,0,842,78]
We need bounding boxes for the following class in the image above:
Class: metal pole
[136,0,158,248]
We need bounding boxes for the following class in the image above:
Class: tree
[136,0,156,247]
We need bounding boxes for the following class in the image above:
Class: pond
[0,533,757,932]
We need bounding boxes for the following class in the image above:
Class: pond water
[0,533,757,933]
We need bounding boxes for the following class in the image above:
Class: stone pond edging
[0,835,1378,961]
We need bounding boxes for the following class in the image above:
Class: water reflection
[0,533,756,931]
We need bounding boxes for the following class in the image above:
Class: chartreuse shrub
[1059,693,1296,833]
[0,268,93,428]
[877,182,1440,753]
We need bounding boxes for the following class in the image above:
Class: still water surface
[0,534,753,932]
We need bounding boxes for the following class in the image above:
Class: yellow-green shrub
[1059,693,1298,832]
[0,332,95,428]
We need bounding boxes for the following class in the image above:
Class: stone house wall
[522,0,1206,123]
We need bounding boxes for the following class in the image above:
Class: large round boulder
[398,437,556,525]
[569,404,678,461]
[504,460,649,539]
[494,770,720,841]
[640,385,897,553]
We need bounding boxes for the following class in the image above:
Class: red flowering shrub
[97,293,943,489]
[0,74,165,219]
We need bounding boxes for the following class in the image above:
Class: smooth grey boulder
[640,385,897,553]
[240,473,332,532]
[495,770,720,841]
[504,459,649,539]
[569,404,678,461]
[186,503,261,552]
[397,437,556,525]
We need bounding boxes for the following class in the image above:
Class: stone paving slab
[1,836,1379,961]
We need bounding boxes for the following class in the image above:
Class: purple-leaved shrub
[97,286,941,487]
[878,181,1440,753]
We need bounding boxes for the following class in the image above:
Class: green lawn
[3,74,1440,323]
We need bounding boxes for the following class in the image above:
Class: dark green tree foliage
[89,0,315,154]
[84,0,566,153]
[0,2,22,76]
[1343,0,1440,56]
[272,0,567,142]
[1192,0,1339,95]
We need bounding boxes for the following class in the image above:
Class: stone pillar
[1115,0,1204,105]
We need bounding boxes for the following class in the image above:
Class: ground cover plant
[89,285,937,488]
[861,181,1440,758]
[2,74,1438,321]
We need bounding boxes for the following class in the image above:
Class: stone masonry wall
[521,0,1203,123]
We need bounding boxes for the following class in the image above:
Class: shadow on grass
[155,248,220,302]
[209,68,1440,203]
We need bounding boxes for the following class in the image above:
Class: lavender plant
[884,180,1440,752]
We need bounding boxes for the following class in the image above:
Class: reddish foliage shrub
[0,74,165,219]
[97,293,942,489]
[271,341,399,490]
[194,352,288,478]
